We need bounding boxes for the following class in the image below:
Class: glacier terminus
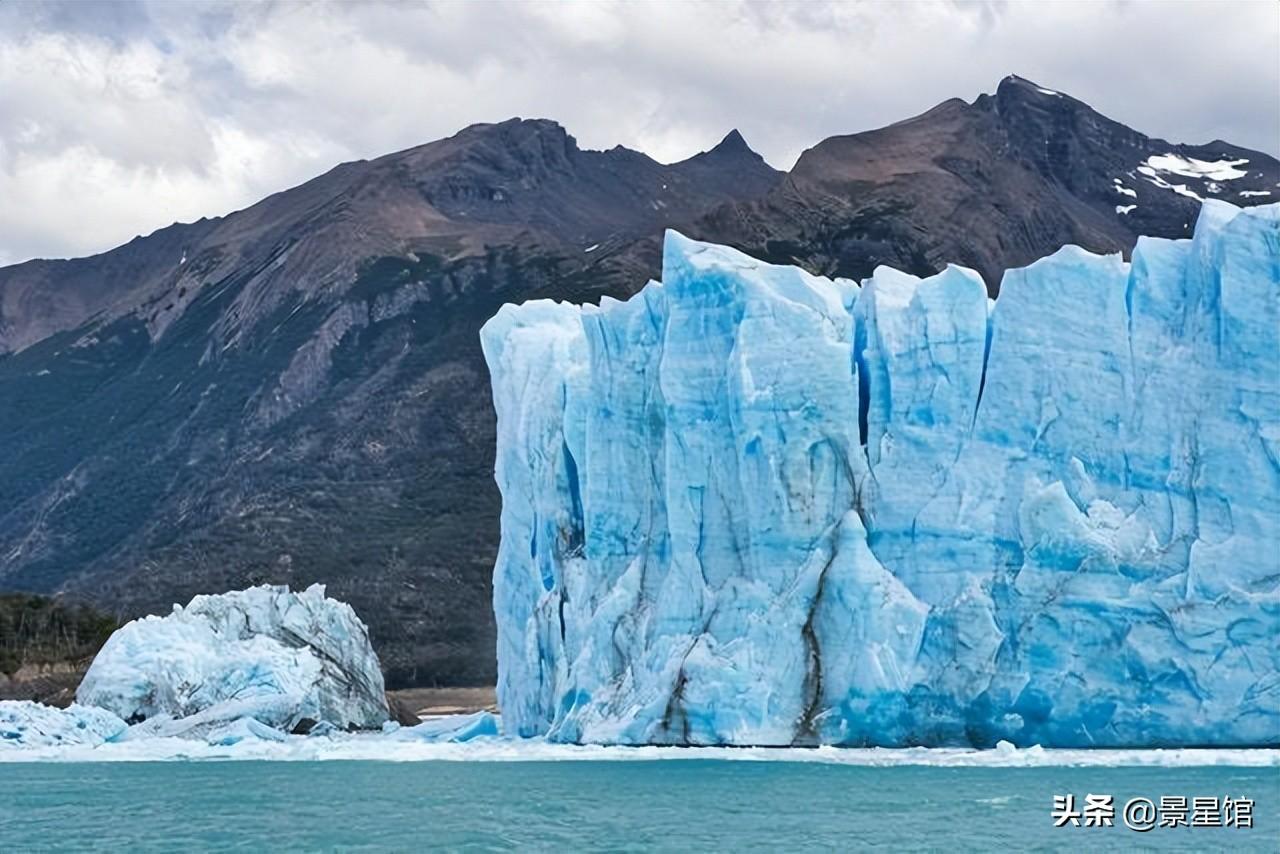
[480,200,1280,748]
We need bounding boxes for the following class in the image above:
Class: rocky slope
[0,77,1275,686]
[0,120,780,686]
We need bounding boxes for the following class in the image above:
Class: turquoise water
[0,761,1274,851]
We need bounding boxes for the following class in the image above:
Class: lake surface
[0,760,1275,851]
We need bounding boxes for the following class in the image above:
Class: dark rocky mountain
[0,119,779,356]
[0,78,1275,686]
[679,75,1278,289]
[0,119,780,687]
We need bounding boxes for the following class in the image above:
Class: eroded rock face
[77,584,389,732]
[481,201,1280,747]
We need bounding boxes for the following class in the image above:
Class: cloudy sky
[1,0,1276,267]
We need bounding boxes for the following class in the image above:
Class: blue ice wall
[480,201,1280,747]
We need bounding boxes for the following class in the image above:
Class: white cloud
[0,0,1276,265]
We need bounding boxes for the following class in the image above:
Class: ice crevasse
[480,200,1280,748]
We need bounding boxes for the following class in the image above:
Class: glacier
[77,584,389,733]
[480,200,1280,748]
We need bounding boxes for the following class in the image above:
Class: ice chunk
[393,711,501,743]
[77,584,388,732]
[119,696,305,741]
[204,716,289,746]
[0,701,127,749]
[482,205,1280,748]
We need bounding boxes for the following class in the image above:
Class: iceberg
[77,584,389,733]
[480,201,1280,747]
[0,701,127,749]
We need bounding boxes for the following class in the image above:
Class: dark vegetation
[0,593,117,676]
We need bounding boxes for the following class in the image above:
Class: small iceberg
[0,585,511,759]
[392,711,502,743]
[77,584,390,733]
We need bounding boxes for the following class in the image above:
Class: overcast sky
[1,0,1276,267]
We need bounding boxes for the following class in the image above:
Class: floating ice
[481,201,1280,748]
[204,716,290,746]
[2,728,1275,766]
[391,711,502,743]
[119,696,305,742]
[77,584,389,733]
[0,701,127,749]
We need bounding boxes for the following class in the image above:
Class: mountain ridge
[675,74,1278,288]
[0,119,782,356]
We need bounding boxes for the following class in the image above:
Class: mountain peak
[995,74,1068,102]
[498,116,570,136]
[671,128,780,194]
[443,117,576,154]
[462,116,568,136]
[683,128,775,173]
[710,129,752,155]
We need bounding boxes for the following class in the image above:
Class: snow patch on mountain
[1144,153,1248,181]
[1136,166,1204,201]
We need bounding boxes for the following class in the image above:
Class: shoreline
[3,736,1277,766]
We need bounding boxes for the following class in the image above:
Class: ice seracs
[481,201,1280,748]
[77,584,389,733]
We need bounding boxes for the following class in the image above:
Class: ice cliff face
[77,584,389,732]
[480,201,1280,748]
